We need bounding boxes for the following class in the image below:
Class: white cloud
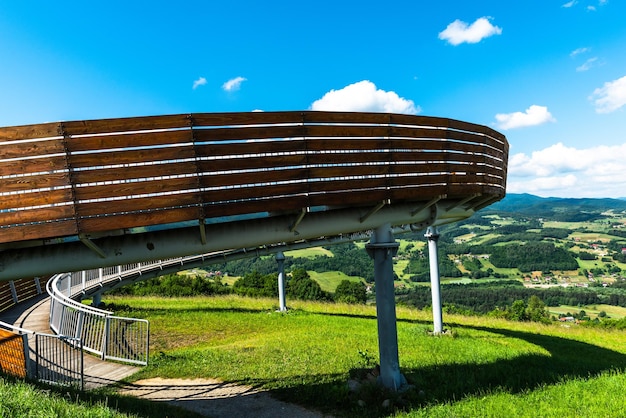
[222,76,247,92]
[576,57,598,72]
[590,75,626,113]
[438,17,502,46]
[587,5,597,11]
[192,77,207,89]
[570,47,590,57]
[495,105,556,130]
[310,80,420,114]
[562,1,577,7]
[507,142,626,198]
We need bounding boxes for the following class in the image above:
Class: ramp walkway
[2,294,139,389]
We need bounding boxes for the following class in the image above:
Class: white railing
[48,275,149,366]
[0,320,84,389]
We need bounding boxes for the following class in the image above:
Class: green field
[549,304,626,320]
[284,247,334,258]
[307,270,363,293]
[102,295,626,417]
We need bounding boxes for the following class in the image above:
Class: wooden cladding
[0,111,509,245]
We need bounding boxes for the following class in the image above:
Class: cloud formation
[508,142,626,198]
[222,76,247,92]
[438,17,502,46]
[495,105,556,130]
[590,75,626,113]
[310,80,420,114]
[192,77,207,89]
[576,57,598,72]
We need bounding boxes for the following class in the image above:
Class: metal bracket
[289,208,307,233]
[79,234,107,259]
[410,195,445,217]
[199,219,207,245]
[360,200,388,223]
[410,204,438,232]
[445,193,479,212]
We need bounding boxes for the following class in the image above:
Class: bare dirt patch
[118,377,329,418]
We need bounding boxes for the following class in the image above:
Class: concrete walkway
[1,295,139,390]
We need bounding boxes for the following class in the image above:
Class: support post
[276,252,287,312]
[366,223,406,390]
[425,226,443,334]
[92,292,102,308]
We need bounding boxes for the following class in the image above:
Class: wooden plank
[0,189,73,211]
[193,125,305,142]
[72,161,198,184]
[200,168,309,189]
[77,207,201,233]
[74,177,199,201]
[76,194,200,217]
[195,139,306,158]
[0,221,78,244]
[389,185,448,201]
[201,183,307,204]
[68,145,196,168]
[305,125,390,138]
[0,205,75,227]
[65,129,192,152]
[196,154,307,173]
[0,155,68,177]
[309,189,389,207]
[389,114,450,129]
[303,111,391,125]
[308,178,388,193]
[306,152,392,165]
[61,114,190,136]
[0,138,66,160]
[309,165,389,178]
[0,122,59,141]
[192,111,304,127]
[0,172,70,193]
[305,138,391,151]
[203,195,310,218]
[388,126,447,140]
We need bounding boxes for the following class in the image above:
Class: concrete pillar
[366,223,406,390]
[425,226,443,334]
[92,292,102,307]
[276,252,287,312]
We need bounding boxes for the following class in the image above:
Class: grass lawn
[104,295,626,417]
[308,270,363,293]
[285,247,333,258]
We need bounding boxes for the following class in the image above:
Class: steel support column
[366,223,406,390]
[276,252,287,312]
[91,292,102,308]
[425,226,443,334]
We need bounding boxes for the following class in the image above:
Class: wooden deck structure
[0,111,508,280]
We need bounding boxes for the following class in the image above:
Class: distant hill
[484,193,626,222]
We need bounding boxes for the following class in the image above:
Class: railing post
[34,277,42,294]
[81,270,86,292]
[366,223,406,391]
[102,317,110,360]
[8,280,18,304]
[425,226,443,334]
[276,252,287,312]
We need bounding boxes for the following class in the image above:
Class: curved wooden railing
[0,111,508,248]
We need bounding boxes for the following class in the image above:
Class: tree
[334,280,367,304]
[287,268,329,301]
[526,295,550,323]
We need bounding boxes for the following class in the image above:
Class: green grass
[284,247,334,258]
[308,270,363,293]
[103,295,626,417]
[549,304,626,319]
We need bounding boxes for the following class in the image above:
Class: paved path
[1,295,139,390]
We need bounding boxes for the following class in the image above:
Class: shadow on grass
[260,318,626,417]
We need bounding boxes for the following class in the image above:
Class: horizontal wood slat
[0,111,508,245]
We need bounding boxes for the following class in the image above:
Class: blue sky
[1,1,625,198]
